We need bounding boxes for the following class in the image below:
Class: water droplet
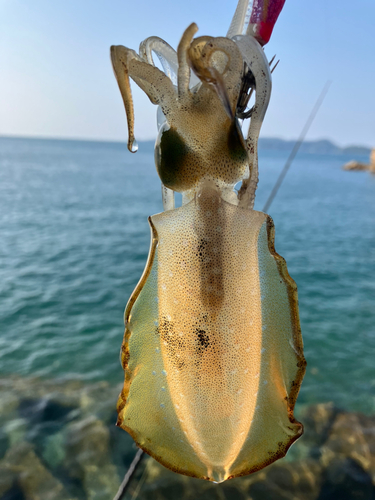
[161,370,167,376]
[160,403,165,408]
[152,371,156,375]
[130,139,138,152]
[161,386,166,391]
[155,347,160,353]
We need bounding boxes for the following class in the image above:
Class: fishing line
[262,80,332,213]
[113,448,144,500]
[129,455,152,500]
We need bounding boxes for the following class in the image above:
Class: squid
[111,0,306,483]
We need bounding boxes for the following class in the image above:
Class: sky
[0,0,374,148]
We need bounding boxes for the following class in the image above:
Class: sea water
[0,136,374,414]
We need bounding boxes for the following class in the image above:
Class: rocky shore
[343,148,375,173]
[0,375,374,500]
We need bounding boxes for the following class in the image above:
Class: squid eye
[154,123,191,191]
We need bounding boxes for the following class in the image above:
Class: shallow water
[0,136,374,414]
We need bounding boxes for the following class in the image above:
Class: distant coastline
[0,135,371,156]
[258,138,371,156]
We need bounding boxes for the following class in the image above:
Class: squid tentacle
[111,45,176,151]
[188,37,244,120]
[139,36,179,85]
[177,23,198,98]
[232,35,272,209]
[110,46,141,152]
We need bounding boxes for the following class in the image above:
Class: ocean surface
[0,136,374,414]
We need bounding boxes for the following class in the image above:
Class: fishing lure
[111,0,306,483]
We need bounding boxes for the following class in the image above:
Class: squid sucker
[111,0,306,483]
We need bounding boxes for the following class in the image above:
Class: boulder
[64,417,120,500]
[0,465,18,498]
[0,442,76,500]
[321,411,375,483]
[318,457,374,500]
[370,148,375,167]
[248,460,323,500]
[342,160,369,171]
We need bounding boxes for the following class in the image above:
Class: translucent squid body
[111,0,306,483]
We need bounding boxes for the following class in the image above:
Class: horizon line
[0,133,372,151]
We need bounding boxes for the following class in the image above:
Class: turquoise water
[1,136,374,413]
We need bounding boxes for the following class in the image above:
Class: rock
[134,457,248,500]
[18,397,76,426]
[370,149,375,167]
[0,392,19,419]
[42,431,66,469]
[3,418,28,448]
[79,381,121,422]
[0,465,18,497]
[1,442,76,500]
[0,483,26,500]
[17,397,76,465]
[248,460,322,500]
[342,160,369,171]
[138,476,186,500]
[318,457,374,500]
[357,413,375,482]
[0,429,8,462]
[321,411,375,483]
[297,402,341,462]
[219,483,247,500]
[64,417,120,500]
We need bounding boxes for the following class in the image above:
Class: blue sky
[0,0,374,147]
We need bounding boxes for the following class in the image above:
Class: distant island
[257,138,371,156]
